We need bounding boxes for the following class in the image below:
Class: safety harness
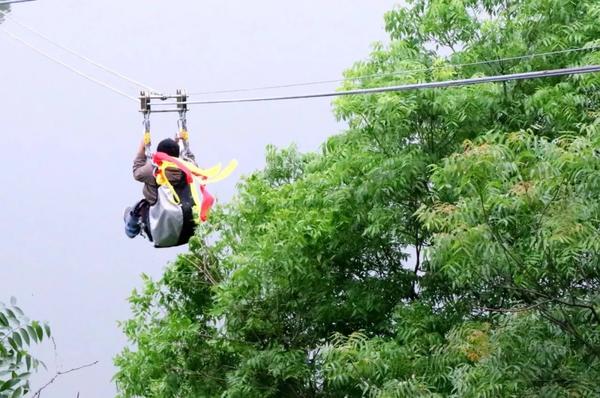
[153,152,237,222]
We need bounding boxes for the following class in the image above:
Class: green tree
[115,1,600,396]
[0,298,51,398]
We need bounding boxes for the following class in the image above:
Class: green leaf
[10,334,21,350]
[0,378,20,392]
[17,330,29,346]
[10,387,22,398]
[0,313,8,327]
[32,324,43,342]
[7,338,18,352]
[4,310,16,322]
[25,327,37,344]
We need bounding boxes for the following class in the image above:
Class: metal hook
[177,110,188,131]
[139,91,153,159]
[176,89,188,125]
[143,112,151,132]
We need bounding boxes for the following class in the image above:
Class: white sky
[0,1,398,396]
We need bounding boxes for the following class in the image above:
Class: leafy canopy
[115,0,600,396]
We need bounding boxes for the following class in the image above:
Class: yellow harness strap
[154,158,238,209]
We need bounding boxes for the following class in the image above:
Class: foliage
[116,0,600,397]
[0,298,51,398]
[419,130,600,326]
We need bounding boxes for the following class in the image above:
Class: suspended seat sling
[149,152,237,247]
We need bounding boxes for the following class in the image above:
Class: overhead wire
[0,9,161,94]
[0,0,36,5]
[1,9,599,108]
[188,45,600,96]
[154,65,600,107]
[0,27,138,101]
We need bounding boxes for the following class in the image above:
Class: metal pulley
[138,89,192,160]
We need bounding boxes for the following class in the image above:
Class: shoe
[124,206,141,238]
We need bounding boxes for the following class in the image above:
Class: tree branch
[538,309,600,354]
[32,361,99,398]
[502,284,600,324]
[479,299,553,313]
[182,256,219,285]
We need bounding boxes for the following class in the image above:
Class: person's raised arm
[132,138,155,183]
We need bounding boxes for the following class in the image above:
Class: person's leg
[124,202,142,238]
[136,200,152,241]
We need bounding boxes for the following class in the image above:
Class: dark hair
[156,138,180,157]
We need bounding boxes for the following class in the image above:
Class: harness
[152,152,237,222]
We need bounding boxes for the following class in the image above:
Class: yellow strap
[154,158,238,210]
[156,164,181,204]
[144,131,151,145]
[168,159,220,178]
[204,159,238,184]
[197,163,222,178]
[158,159,237,184]
[179,129,189,141]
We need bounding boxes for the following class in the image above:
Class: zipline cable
[0,9,161,94]
[188,45,600,96]
[155,64,600,106]
[0,0,36,5]
[1,27,138,101]
[2,14,598,109]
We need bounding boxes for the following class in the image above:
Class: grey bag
[149,186,184,248]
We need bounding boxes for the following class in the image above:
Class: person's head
[157,138,180,157]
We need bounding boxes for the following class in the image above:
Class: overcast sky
[0,1,398,396]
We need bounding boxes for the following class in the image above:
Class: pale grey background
[0,1,397,396]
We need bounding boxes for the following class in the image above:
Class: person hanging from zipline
[124,90,237,248]
[124,135,195,242]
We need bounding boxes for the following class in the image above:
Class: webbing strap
[152,152,237,222]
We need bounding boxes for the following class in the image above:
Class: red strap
[153,152,196,183]
[200,185,214,222]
